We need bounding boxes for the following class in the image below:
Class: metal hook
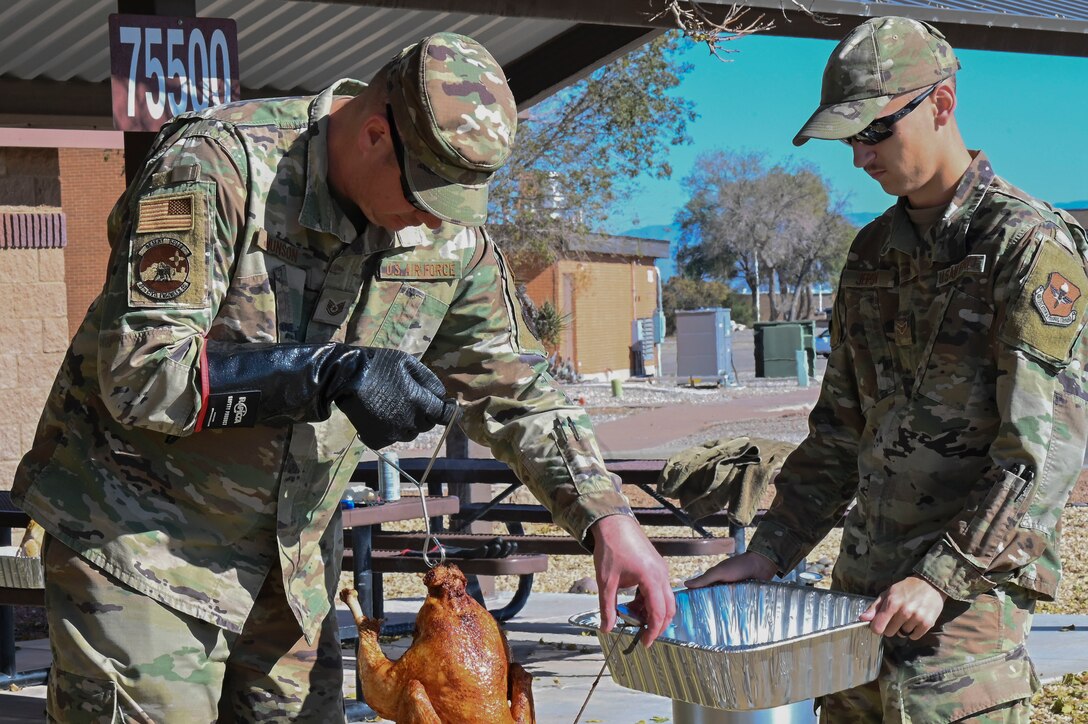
[373,401,462,568]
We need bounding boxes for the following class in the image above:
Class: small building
[520,233,669,380]
[0,133,126,488]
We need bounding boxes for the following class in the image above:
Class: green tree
[662,276,731,334]
[488,32,697,271]
[675,151,852,320]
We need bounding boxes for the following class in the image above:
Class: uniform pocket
[208,273,275,342]
[271,264,307,343]
[901,644,1035,723]
[48,666,121,723]
[551,416,612,495]
[841,288,897,411]
[369,284,449,355]
[963,467,1034,566]
[916,288,994,412]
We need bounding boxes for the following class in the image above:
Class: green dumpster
[754,321,815,378]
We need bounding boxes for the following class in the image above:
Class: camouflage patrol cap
[385,33,517,226]
[793,16,959,146]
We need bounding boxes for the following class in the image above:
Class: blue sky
[611,32,1088,251]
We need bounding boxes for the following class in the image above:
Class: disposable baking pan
[569,581,883,710]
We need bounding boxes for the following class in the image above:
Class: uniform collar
[881,151,995,263]
[300,78,368,244]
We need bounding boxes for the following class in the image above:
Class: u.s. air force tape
[203,390,262,429]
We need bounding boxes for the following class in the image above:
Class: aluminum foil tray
[569,581,883,711]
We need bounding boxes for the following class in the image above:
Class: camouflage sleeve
[96,123,246,436]
[914,222,1088,600]
[745,276,864,574]
[424,229,633,543]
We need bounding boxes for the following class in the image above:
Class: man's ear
[358,113,389,157]
[933,83,956,125]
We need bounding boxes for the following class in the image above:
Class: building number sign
[109,14,239,132]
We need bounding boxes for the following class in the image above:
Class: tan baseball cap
[793,16,960,146]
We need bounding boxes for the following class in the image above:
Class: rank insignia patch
[134,237,193,301]
[1033,271,1081,327]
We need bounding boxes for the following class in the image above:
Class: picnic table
[350,457,742,618]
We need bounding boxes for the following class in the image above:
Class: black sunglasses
[840,83,940,146]
[386,105,428,213]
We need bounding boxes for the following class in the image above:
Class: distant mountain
[1057,200,1088,210]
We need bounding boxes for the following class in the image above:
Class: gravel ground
[380,364,1088,722]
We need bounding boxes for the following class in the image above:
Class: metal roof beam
[507,24,662,108]
[300,0,670,27]
[756,7,1088,57]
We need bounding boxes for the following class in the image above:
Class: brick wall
[59,148,126,338]
[0,148,60,207]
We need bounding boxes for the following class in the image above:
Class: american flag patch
[136,193,194,233]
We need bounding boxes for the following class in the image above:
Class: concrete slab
[1026,614,1088,684]
[345,594,1088,721]
[2,595,1086,722]
[357,592,674,723]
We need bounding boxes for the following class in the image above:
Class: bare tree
[675,151,852,320]
[652,1,837,60]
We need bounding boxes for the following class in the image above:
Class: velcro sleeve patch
[136,192,195,232]
[1000,239,1088,364]
[128,184,210,309]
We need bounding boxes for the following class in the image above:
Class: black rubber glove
[200,341,456,449]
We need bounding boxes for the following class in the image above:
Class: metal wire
[372,403,462,568]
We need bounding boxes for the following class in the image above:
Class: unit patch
[1033,272,1081,326]
[134,237,194,301]
[999,238,1088,365]
[128,183,210,309]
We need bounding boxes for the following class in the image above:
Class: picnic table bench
[351,457,744,617]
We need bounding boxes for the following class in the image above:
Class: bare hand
[861,575,947,639]
[684,551,778,589]
[591,514,676,647]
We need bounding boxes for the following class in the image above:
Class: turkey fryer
[569,581,884,711]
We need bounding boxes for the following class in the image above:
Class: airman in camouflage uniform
[687,17,1088,723]
[14,32,674,722]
